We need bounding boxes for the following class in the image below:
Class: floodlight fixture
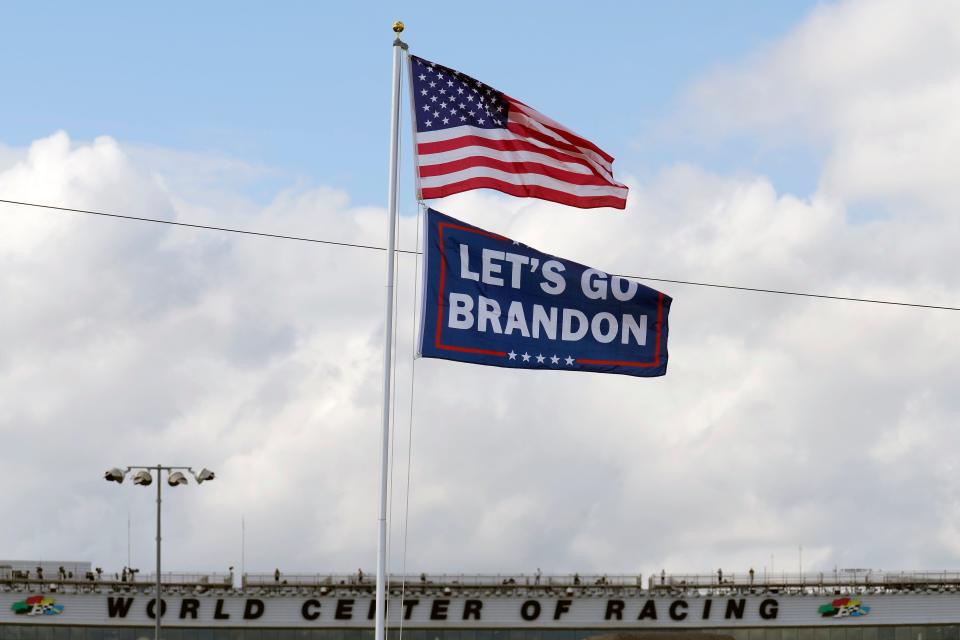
[104,468,126,483]
[105,462,212,640]
[193,468,215,484]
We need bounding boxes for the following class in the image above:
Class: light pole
[105,464,215,640]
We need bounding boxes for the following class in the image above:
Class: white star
[459,102,466,109]
[496,105,504,112]
[467,95,475,102]
[536,354,545,363]
[508,350,517,360]
[477,118,484,125]
[429,81,436,88]
[418,74,426,81]
[422,105,430,112]
[550,355,560,364]
[442,117,449,125]
[436,72,444,79]
[447,80,454,87]
[521,352,531,362]
[420,89,427,96]
[425,121,432,127]
[468,110,475,117]
[457,87,464,94]
[430,95,438,103]
[565,356,574,366]
[439,89,446,95]
[440,102,447,109]
[460,116,466,122]
[433,111,439,118]
[449,109,457,115]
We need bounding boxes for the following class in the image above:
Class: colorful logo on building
[819,597,870,618]
[11,595,64,616]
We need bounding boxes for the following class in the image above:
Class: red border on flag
[436,222,509,357]
[434,222,665,368]
[576,291,664,368]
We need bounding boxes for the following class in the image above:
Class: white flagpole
[376,20,407,640]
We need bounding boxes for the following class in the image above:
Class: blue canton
[410,55,509,134]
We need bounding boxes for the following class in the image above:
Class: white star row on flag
[507,351,575,366]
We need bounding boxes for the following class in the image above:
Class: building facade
[3,569,959,640]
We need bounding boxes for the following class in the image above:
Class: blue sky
[1,1,821,206]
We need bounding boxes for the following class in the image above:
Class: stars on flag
[411,56,508,132]
[506,351,575,367]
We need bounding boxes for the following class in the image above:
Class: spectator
[274,568,280,583]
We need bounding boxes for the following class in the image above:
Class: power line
[613,275,959,311]
[2,197,957,312]
[0,197,419,255]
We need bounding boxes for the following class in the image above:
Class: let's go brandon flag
[409,55,629,210]
[418,209,670,377]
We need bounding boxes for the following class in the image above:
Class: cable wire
[397,203,424,640]
[0,197,421,255]
[2,196,957,312]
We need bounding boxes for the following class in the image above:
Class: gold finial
[393,21,405,35]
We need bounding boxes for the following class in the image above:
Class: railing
[242,573,643,588]
[7,569,960,594]
[0,570,234,589]
[648,570,960,591]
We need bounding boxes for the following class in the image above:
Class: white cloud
[682,0,960,210]
[2,0,960,583]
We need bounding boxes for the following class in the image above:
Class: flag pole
[376,20,407,640]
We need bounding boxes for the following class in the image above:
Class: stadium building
[4,562,960,640]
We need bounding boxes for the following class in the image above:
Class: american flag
[409,55,628,210]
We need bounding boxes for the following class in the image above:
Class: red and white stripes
[415,97,628,210]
